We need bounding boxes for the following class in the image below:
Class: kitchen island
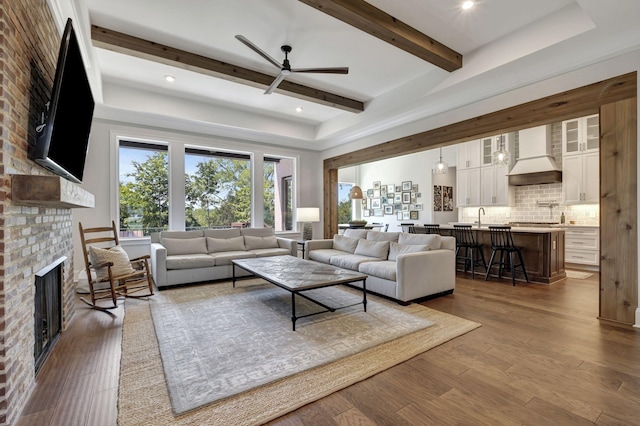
[438,225,566,284]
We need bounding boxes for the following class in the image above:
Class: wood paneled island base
[440,226,566,285]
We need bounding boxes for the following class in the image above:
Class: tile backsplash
[459,183,599,225]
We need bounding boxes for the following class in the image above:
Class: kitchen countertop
[439,224,565,234]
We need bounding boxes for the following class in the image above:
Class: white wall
[73,119,323,279]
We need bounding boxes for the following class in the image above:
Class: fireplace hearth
[34,257,66,374]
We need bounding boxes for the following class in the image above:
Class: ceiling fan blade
[264,72,287,95]
[291,67,349,74]
[235,35,281,69]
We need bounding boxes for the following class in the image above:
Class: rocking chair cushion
[89,245,136,281]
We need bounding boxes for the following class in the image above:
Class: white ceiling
[64,0,640,151]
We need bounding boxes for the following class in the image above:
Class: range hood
[509,125,562,186]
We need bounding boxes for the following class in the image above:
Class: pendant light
[434,147,448,174]
[492,134,511,166]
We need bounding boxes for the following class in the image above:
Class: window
[338,182,354,224]
[264,156,294,231]
[119,141,169,237]
[184,148,251,229]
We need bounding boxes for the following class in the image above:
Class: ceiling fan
[235,35,349,95]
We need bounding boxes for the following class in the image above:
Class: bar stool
[423,224,441,234]
[452,225,487,279]
[485,226,529,286]
[409,225,427,234]
[401,223,414,233]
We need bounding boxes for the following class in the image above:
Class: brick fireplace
[0,2,81,424]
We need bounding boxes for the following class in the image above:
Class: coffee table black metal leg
[291,292,297,331]
[362,278,367,312]
[232,264,236,288]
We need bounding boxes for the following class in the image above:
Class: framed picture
[373,181,381,190]
[412,184,418,192]
[384,205,393,215]
[397,212,403,221]
[410,211,419,220]
[373,189,381,198]
[402,181,412,191]
[366,198,372,209]
[387,184,395,194]
[443,186,454,212]
[402,211,410,220]
[416,192,422,198]
[374,209,384,217]
[394,194,401,203]
[402,192,411,204]
[381,185,387,195]
[433,185,443,211]
[402,204,409,212]
[411,192,417,202]
[364,209,370,217]
[372,198,381,209]
[367,189,374,196]
[414,203,423,210]
[395,185,402,193]
[386,196,394,205]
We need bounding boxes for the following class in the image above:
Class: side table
[296,240,306,258]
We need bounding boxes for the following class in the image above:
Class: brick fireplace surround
[0,2,77,424]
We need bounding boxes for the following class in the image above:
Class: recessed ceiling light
[165,75,176,82]
[462,1,474,10]
[295,106,303,113]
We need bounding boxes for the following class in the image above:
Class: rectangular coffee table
[232,255,368,331]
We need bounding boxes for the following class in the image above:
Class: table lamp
[297,207,320,240]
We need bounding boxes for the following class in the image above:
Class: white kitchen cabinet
[457,168,481,207]
[481,133,515,167]
[563,151,599,204]
[457,139,482,170]
[565,227,599,267]
[562,114,599,156]
[481,164,514,206]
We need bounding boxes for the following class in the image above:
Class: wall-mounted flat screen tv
[34,18,94,183]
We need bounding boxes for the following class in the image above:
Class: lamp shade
[296,207,320,223]
[349,185,363,199]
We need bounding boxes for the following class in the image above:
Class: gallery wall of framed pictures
[362,180,422,221]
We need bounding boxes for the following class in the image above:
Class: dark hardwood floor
[17,272,640,425]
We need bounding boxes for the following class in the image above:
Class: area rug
[118,280,481,425]
[566,270,594,279]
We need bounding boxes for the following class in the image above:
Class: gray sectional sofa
[304,229,455,303]
[150,227,296,288]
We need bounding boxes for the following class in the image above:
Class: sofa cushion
[388,242,430,261]
[163,237,208,256]
[308,249,346,264]
[89,245,136,280]
[366,231,400,242]
[244,235,279,250]
[398,233,441,250]
[161,230,203,240]
[354,239,390,259]
[166,254,216,270]
[333,235,359,254]
[359,260,397,281]
[242,228,275,238]
[343,229,368,239]
[204,228,242,239]
[330,254,379,270]
[206,236,246,253]
[250,248,291,257]
[209,251,256,266]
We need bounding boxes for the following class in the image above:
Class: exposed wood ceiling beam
[298,0,462,72]
[91,25,364,113]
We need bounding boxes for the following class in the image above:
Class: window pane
[119,143,169,237]
[185,152,251,229]
[338,183,353,224]
[264,157,294,231]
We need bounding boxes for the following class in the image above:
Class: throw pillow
[366,231,400,242]
[398,233,441,250]
[332,235,359,253]
[162,237,208,256]
[388,242,430,261]
[89,245,136,281]
[343,229,368,239]
[207,236,246,253]
[354,239,390,259]
[244,235,279,250]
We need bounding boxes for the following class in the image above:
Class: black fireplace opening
[34,257,66,375]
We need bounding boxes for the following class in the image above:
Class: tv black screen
[35,18,94,183]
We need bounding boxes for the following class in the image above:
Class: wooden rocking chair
[79,221,154,310]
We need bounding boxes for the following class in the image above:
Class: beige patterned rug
[118,279,481,425]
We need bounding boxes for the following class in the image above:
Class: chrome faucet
[478,207,485,228]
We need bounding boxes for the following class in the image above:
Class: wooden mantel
[11,175,95,208]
